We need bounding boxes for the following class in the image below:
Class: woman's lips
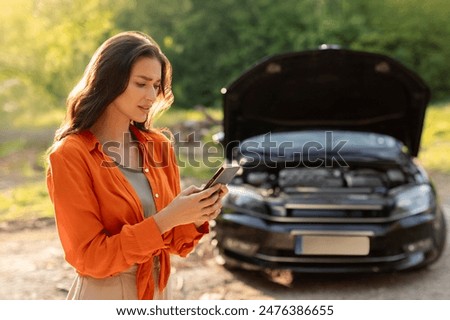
[138,105,150,112]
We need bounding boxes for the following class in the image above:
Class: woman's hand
[153,183,229,234]
[193,183,228,228]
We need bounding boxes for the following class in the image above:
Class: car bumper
[214,209,445,273]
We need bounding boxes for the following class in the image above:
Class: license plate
[295,235,370,256]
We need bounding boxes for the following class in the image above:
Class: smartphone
[203,165,241,190]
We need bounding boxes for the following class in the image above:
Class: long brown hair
[54,31,174,142]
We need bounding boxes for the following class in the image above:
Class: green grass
[0,139,26,157]
[0,181,54,222]
[419,103,450,173]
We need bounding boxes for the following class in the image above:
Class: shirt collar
[79,125,151,153]
[78,130,100,152]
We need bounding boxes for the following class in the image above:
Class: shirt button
[144,168,149,173]
[155,193,159,198]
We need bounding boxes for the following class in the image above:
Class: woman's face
[110,57,162,124]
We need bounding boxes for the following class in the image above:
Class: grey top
[117,164,156,218]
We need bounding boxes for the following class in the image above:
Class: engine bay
[235,163,414,195]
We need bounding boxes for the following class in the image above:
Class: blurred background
[2,0,450,223]
[0,0,450,299]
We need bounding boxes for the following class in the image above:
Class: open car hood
[222,48,430,157]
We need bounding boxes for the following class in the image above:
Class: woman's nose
[145,87,157,102]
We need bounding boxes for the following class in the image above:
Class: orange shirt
[46,125,208,299]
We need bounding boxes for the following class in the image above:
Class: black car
[213,47,447,273]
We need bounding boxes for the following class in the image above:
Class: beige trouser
[66,258,167,300]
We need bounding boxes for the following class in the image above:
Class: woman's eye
[136,82,146,87]
[154,84,161,92]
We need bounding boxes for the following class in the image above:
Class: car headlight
[392,184,434,217]
[223,185,269,215]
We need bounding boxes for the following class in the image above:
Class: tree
[119,0,450,107]
[0,0,126,125]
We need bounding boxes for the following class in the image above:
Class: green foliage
[2,0,450,110]
[420,103,450,173]
[165,0,327,107]
[349,0,450,101]
[0,0,125,125]
[115,0,450,107]
[1,0,450,224]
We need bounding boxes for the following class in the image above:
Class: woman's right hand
[153,183,224,234]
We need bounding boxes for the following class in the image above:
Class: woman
[46,31,227,300]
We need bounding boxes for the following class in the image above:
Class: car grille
[285,197,390,222]
[266,188,395,223]
[288,208,388,220]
